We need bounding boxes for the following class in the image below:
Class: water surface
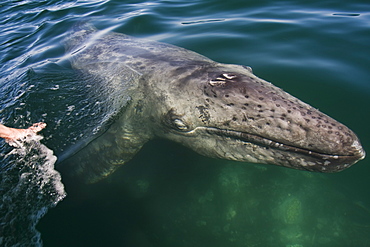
[1,0,369,246]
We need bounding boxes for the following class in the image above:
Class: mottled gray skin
[63,24,365,182]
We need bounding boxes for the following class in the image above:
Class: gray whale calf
[63,23,365,182]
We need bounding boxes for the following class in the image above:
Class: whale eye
[209,73,237,87]
[173,118,189,131]
[163,109,190,131]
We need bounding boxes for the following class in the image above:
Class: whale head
[154,62,365,172]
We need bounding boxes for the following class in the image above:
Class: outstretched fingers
[28,122,47,134]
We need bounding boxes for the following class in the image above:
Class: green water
[1,0,369,246]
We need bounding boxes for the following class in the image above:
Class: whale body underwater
[60,24,365,182]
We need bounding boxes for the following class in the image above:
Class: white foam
[0,132,66,246]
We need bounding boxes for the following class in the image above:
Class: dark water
[1,0,369,246]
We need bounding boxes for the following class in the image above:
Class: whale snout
[346,140,366,165]
[192,66,366,172]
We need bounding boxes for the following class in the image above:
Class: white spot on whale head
[209,73,237,86]
[222,73,237,80]
[209,80,226,86]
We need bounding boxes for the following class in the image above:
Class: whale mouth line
[200,127,357,160]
